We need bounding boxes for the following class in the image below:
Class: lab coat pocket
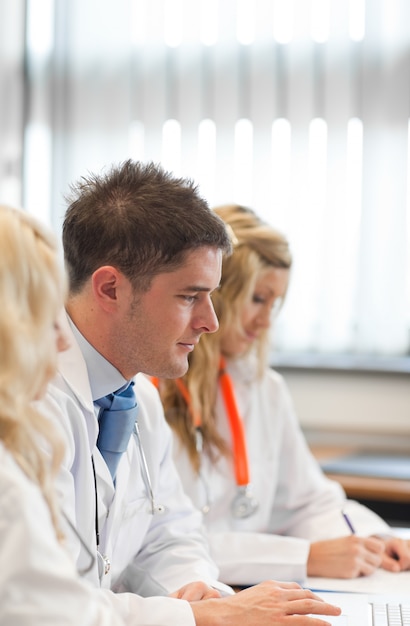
[112,496,153,573]
[121,495,153,521]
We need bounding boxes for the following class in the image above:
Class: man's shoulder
[37,374,75,415]
[36,375,94,445]
[45,372,87,412]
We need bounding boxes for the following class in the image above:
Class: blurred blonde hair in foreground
[0,205,66,539]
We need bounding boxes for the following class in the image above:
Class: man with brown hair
[39,159,340,626]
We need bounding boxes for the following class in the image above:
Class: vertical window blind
[10,0,410,361]
[0,0,25,207]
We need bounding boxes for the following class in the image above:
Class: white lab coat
[35,317,230,626]
[0,443,195,626]
[171,355,390,586]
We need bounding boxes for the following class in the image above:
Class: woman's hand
[379,537,410,572]
[307,536,385,578]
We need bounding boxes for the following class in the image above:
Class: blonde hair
[160,204,292,472]
[0,205,66,540]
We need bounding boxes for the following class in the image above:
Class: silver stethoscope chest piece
[97,551,111,579]
[231,485,259,519]
[168,360,260,519]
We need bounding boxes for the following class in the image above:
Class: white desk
[306,569,410,594]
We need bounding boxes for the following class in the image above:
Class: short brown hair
[63,160,232,294]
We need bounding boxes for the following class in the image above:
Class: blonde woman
[0,205,129,625]
[157,204,410,587]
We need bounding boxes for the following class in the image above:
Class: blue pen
[342,510,356,534]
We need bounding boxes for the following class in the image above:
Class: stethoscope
[91,414,165,580]
[61,510,96,576]
[162,356,259,519]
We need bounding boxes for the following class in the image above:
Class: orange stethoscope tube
[218,356,250,487]
[151,376,201,429]
[151,356,250,487]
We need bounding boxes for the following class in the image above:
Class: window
[12,0,410,364]
[0,0,25,207]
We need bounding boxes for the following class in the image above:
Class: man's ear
[91,266,122,312]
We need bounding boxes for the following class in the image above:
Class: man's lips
[178,340,199,351]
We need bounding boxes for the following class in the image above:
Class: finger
[266,579,302,590]
[359,549,383,576]
[381,553,401,573]
[386,538,410,565]
[168,582,220,601]
[364,549,384,568]
[308,617,342,626]
[201,587,222,600]
[183,586,221,601]
[362,544,384,568]
[173,589,199,601]
[364,537,385,553]
[359,560,379,577]
[271,588,326,603]
[285,598,342,616]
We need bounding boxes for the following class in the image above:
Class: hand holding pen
[340,509,404,573]
[306,511,385,577]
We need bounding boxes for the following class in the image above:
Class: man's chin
[153,359,189,380]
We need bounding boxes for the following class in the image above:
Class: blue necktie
[95,381,138,481]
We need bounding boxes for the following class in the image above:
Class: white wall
[277,368,410,452]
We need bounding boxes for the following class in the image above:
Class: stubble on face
[110,247,222,380]
[109,284,193,380]
[108,291,173,379]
